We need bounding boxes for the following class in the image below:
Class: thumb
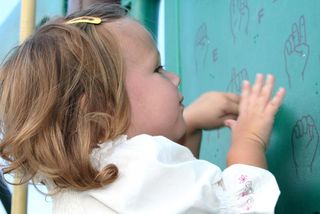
[224,119,237,129]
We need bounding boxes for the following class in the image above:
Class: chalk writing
[226,68,249,93]
[230,0,250,44]
[284,15,309,88]
[292,115,319,177]
[258,8,264,24]
[194,23,209,73]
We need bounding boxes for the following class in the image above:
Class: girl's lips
[179,95,184,110]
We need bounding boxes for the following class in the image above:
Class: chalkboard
[165,0,320,213]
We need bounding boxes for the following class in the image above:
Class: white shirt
[51,134,280,214]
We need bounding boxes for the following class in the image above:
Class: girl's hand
[180,92,239,158]
[183,92,240,134]
[225,74,285,168]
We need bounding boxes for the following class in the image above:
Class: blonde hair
[0,4,130,191]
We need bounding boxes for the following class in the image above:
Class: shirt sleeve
[218,164,280,213]
[88,134,280,214]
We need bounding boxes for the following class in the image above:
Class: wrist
[183,108,198,134]
[232,132,268,151]
[227,140,267,169]
[246,133,267,152]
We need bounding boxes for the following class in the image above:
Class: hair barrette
[65,16,102,25]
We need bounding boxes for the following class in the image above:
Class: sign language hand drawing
[230,0,249,44]
[292,115,319,177]
[226,68,249,93]
[194,23,210,73]
[284,15,310,88]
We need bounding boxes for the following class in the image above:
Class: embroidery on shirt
[245,196,254,210]
[238,174,248,184]
[237,175,255,211]
[241,181,253,197]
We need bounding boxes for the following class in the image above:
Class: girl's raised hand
[225,74,285,168]
[183,92,240,134]
[180,92,240,158]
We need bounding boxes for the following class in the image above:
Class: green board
[165,0,320,213]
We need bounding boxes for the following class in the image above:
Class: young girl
[0,4,285,213]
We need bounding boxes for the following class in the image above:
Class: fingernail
[256,73,263,78]
[242,80,249,86]
[268,74,272,79]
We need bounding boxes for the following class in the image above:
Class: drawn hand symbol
[230,0,249,43]
[284,16,310,88]
[292,115,319,175]
[226,68,249,93]
[194,23,209,73]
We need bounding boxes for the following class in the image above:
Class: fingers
[225,92,240,103]
[230,0,236,14]
[306,115,318,141]
[248,73,264,111]
[292,23,299,47]
[293,115,313,139]
[285,39,292,55]
[225,99,239,115]
[224,119,237,129]
[251,74,264,99]
[240,73,285,115]
[306,115,315,127]
[225,93,240,115]
[299,16,306,44]
[259,74,275,106]
[239,80,251,113]
[266,87,285,114]
[223,114,238,121]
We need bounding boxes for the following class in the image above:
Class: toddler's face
[106,19,186,141]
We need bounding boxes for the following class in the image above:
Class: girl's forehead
[99,18,158,72]
[103,18,157,65]
[104,18,155,47]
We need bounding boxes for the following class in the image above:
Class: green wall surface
[165,0,320,213]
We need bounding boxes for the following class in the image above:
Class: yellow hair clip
[65,16,102,25]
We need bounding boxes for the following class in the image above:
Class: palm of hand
[225,74,285,148]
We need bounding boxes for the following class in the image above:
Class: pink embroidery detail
[238,174,248,184]
[241,191,248,197]
[245,196,254,210]
[237,176,255,210]
[238,181,254,198]
[243,181,253,196]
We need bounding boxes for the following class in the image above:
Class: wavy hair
[0,4,130,191]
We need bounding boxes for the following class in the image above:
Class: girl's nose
[164,72,180,87]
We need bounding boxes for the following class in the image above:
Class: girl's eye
[154,65,163,73]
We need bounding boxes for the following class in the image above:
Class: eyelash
[154,65,163,73]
